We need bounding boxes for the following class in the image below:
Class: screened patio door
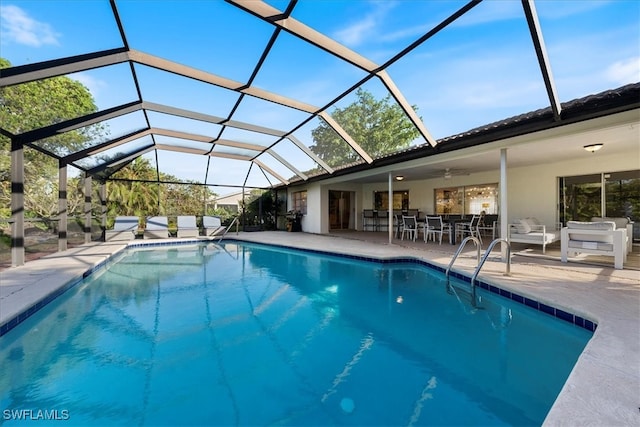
[329,191,353,230]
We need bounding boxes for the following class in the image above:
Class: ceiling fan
[422,167,470,180]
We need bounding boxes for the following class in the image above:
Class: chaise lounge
[177,215,199,238]
[105,216,139,241]
[144,216,169,239]
[203,216,225,237]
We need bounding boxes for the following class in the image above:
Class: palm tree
[107,158,160,226]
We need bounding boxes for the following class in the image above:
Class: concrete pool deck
[1,231,638,426]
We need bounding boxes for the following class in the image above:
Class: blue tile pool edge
[224,238,598,334]
[0,238,597,337]
[0,246,130,337]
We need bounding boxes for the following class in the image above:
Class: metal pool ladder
[446,237,511,303]
[215,216,239,242]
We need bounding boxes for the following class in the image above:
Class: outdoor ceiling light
[583,143,603,153]
[395,175,404,181]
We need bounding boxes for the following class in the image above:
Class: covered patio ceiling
[1,0,638,195]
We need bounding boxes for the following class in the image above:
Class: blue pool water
[0,242,592,426]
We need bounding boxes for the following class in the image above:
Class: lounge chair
[203,216,226,237]
[177,215,199,238]
[105,216,139,241]
[144,216,169,239]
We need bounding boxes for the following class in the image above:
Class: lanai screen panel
[328,78,429,161]
[134,65,241,119]
[2,0,639,199]
[218,127,281,148]
[66,63,141,112]
[206,157,267,189]
[230,94,313,135]
[244,164,281,189]
[254,151,303,183]
[155,150,210,184]
[270,139,320,176]
[534,1,640,101]
[30,110,148,159]
[146,112,223,139]
[287,0,466,63]
[73,137,154,171]
[379,1,545,140]
[0,1,122,67]
[116,0,274,82]
[250,30,369,108]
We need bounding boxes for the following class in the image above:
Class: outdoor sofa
[561,220,629,269]
[507,217,560,254]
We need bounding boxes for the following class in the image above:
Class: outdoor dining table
[441,217,470,245]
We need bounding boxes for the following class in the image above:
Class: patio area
[329,229,640,271]
[1,231,638,426]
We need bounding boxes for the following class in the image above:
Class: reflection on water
[0,242,591,426]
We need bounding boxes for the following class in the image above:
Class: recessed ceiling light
[395,176,404,181]
[583,143,603,153]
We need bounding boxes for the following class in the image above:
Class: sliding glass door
[560,174,602,222]
[560,169,639,241]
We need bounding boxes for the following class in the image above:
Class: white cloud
[0,4,60,47]
[333,1,398,47]
[334,14,376,47]
[606,57,640,85]
[69,73,107,98]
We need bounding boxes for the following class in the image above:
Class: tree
[0,57,107,221]
[243,189,279,229]
[107,157,160,222]
[310,88,420,167]
[106,157,218,227]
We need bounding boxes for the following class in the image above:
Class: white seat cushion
[567,221,615,243]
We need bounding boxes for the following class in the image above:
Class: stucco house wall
[288,149,637,234]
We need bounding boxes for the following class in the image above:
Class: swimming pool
[0,241,592,425]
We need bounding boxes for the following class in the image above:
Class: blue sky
[1,0,639,192]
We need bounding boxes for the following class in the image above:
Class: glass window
[560,170,639,240]
[435,184,498,215]
[605,170,640,220]
[559,174,602,223]
[292,190,307,214]
[464,184,499,215]
[435,187,463,215]
[374,191,409,210]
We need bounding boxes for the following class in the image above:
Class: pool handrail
[214,216,239,242]
[445,236,482,277]
[471,238,511,302]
